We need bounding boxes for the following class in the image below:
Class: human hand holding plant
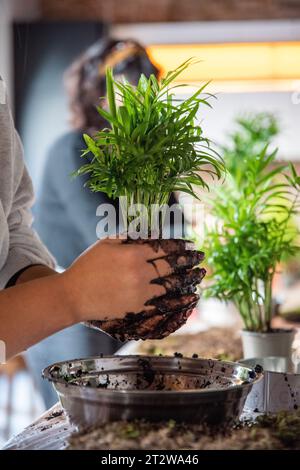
[65,238,167,321]
[74,60,223,340]
[64,238,205,341]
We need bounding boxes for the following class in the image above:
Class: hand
[14,238,206,342]
[82,239,206,341]
[0,237,205,358]
[63,237,171,322]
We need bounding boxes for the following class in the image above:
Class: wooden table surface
[3,404,75,450]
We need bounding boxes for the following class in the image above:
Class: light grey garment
[0,77,55,288]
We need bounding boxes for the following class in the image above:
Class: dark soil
[45,410,64,421]
[67,410,300,450]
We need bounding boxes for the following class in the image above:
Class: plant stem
[264,274,273,332]
[237,296,255,331]
[237,299,250,331]
[120,190,171,236]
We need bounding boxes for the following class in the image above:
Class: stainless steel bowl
[43,355,261,429]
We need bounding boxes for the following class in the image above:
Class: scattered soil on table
[67,410,300,450]
[45,410,64,421]
[136,327,243,362]
[40,425,51,432]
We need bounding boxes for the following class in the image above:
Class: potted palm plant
[204,113,300,358]
[75,59,224,340]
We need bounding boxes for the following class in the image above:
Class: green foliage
[74,59,224,224]
[204,113,300,332]
[220,113,279,187]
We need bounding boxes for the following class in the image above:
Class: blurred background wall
[1,0,299,192]
[14,21,105,189]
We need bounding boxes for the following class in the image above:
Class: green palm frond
[74,59,224,222]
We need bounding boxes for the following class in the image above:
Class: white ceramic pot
[241,329,295,359]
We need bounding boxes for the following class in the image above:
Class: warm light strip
[147,42,300,82]
[176,80,300,94]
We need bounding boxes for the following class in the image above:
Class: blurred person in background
[26,38,163,408]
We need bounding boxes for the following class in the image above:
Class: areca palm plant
[74,59,224,234]
[204,113,300,333]
[73,59,225,341]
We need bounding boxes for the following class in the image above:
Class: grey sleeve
[0,102,55,288]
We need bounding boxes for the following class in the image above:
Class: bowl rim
[42,354,262,396]
[241,356,299,376]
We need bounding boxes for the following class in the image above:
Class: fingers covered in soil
[124,238,205,272]
[90,302,196,341]
[89,293,199,341]
[145,292,199,312]
[123,238,196,253]
[87,239,205,340]
[151,267,206,294]
[144,306,195,340]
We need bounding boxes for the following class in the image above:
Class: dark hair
[64,38,160,132]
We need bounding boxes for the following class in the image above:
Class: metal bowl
[43,355,261,429]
